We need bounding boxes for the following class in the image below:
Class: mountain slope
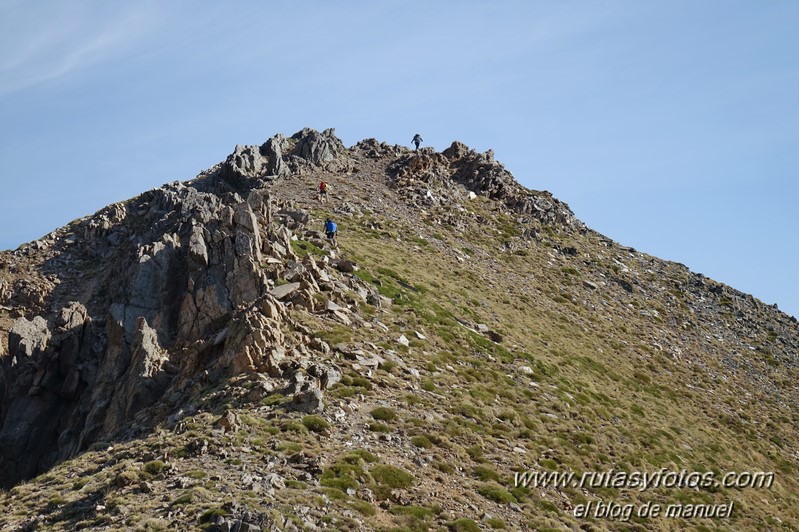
[0,129,797,531]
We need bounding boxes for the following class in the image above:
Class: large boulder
[217,308,286,376]
[56,302,89,332]
[226,144,269,178]
[219,127,345,186]
[9,316,50,358]
[0,129,343,488]
[291,127,345,165]
[262,134,292,178]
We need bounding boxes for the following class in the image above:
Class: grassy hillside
[1,139,797,531]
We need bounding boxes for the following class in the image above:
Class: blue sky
[1,1,797,317]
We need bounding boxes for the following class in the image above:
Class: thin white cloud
[0,1,163,95]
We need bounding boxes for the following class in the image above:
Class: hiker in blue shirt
[324,218,338,246]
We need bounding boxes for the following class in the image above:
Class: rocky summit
[0,128,797,531]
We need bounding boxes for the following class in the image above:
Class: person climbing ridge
[324,218,338,247]
[318,180,328,203]
[412,133,423,152]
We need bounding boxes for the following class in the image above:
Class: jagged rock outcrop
[225,144,270,179]
[443,141,583,228]
[262,134,292,178]
[386,141,584,230]
[291,127,345,165]
[219,127,345,187]
[0,277,56,315]
[0,128,371,486]
[8,316,50,359]
[216,303,286,376]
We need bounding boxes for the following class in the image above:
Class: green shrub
[447,518,481,532]
[349,500,377,516]
[261,393,286,406]
[344,449,378,464]
[371,465,415,489]
[332,386,356,398]
[403,393,422,405]
[320,487,348,500]
[291,239,325,258]
[371,407,397,422]
[281,420,309,434]
[276,442,302,454]
[350,376,372,390]
[477,483,517,504]
[510,484,531,502]
[381,361,398,372]
[320,462,365,493]
[497,410,517,422]
[540,458,558,470]
[390,505,434,519]
[411,435,433,449]
[172,491,193,505]
[486,517,507,529]
[473,465,500,482]
[143,460,167,476]
[434,461,455,474]
[199,508,229,523]
[302,415,330,433]
[115,469,140,486]
[465,445,484,462]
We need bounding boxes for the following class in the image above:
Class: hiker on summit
[324,218,338,247]
[318,180,328,203]
[412,133,423,151]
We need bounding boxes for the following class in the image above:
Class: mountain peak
[0,129,797,530]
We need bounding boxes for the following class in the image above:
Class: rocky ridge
[0,128,797,531]
[0,129,376,488]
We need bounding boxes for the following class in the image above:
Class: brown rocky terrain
[0,128,797,531]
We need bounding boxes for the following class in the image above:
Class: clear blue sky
[1,1,797,317]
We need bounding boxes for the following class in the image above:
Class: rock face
[291,127,345,165]
[0,128,361,487]
[8,316,51,358]
[442,141,582,229]
[226,144,270,179]
[219,127,345,186]
[387,141,584,230]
